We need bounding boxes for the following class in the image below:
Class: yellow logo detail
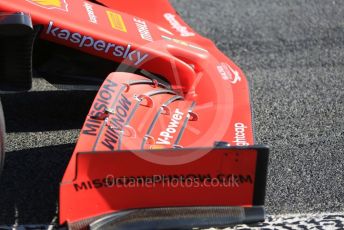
[26,0,68,12]
[106,11,127,33]
[150,145,166,150]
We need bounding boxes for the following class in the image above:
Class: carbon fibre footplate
[88,206,264,230]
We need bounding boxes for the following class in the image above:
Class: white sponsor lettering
[84,2,97,24]
[217,63,241,84]
[156,109,184,145]
[164,13,195,37]
[233,123,249,146]
[46,21,149,66]
[133,17,153,42]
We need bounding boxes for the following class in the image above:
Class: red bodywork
[0,0,268,228]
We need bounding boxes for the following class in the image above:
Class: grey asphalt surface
[0,0,344,226]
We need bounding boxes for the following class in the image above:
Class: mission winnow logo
[26,0,68,12]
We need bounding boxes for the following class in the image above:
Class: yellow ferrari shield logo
[26,0,68,12]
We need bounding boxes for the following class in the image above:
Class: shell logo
[26,0,68,12]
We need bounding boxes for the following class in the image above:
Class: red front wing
[0,0,269,229]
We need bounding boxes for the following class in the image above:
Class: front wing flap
[60,146,269,228]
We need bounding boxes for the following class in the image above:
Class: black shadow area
[0,144,74,224]
[1,90,96,133]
